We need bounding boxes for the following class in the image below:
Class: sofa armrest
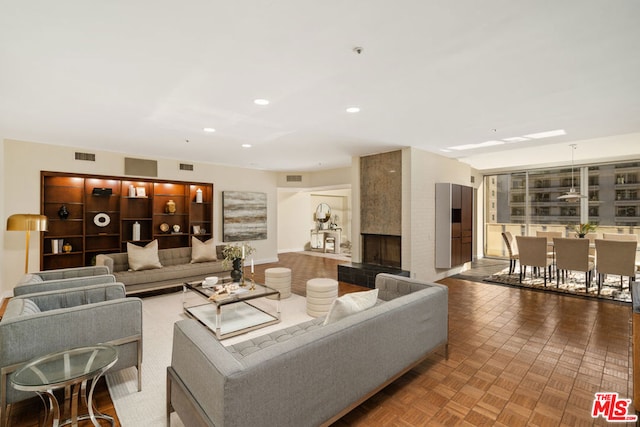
[11,283,126,311]
[375,273,446,301]
[13,274,117,297]
[24,266,110,282]
[95,254,115,273]
[171,319,244,426]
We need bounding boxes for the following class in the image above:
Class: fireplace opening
[362,234,401,268]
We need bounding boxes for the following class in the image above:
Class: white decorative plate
[93,213,111,227]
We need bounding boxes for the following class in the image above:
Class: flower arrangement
[570,222,597,237]
[222,243,255,268]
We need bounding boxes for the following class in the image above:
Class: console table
[310,228,342,253]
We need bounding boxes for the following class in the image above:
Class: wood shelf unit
[40,172,214,270]
[435,183,474,268]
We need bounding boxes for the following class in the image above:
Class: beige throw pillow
[127,240,162,271]
[191,237,217,263]
[323,288,379,326]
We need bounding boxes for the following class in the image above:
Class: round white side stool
[306,278,338,317]
[265,267,292,299]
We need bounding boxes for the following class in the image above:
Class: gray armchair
[17,265,110,282]
[13,273,116,297]
[0,283,143,427]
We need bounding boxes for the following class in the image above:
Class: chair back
[602,233,638,241]
[536,231,563,244]
[516,236,549,268]
[554,237,591,271]
[501,231,518,257]
[595,239,638,277]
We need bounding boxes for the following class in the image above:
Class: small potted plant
[570,222,597,238]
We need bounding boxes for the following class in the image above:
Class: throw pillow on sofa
[323,288,379,326]
[190,237,217,263]
[127,240,162,271]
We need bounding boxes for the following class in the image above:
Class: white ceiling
[1,1,639,172]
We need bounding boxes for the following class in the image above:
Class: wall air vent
[286,175,303,182]
[75,152,96,161]
[470,176,475,183]
[179,163,194,171]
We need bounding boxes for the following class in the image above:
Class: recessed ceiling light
[448,140,505,151]
[242,144,252,148]
[203,127,216,133]
[254,99,270,106]
[346,107,360,113]
[523,129,566,139]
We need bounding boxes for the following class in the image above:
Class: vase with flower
[222,243,255,283]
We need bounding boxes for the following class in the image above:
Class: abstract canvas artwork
[223,191,267,241]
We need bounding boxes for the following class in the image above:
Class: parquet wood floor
[7,252,634,426]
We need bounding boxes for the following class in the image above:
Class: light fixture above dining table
[558,144,587,202]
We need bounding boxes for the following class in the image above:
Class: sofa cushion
[127,240,162,271]
[191,237,217,263]
[2,298,41,321]
[16,274,44,285]
[323,289,379,326]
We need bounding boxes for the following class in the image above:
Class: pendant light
[558,144,586,202]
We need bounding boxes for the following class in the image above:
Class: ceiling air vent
[179,163,194,171]
[75,152,95,161]
[286,175,302,182]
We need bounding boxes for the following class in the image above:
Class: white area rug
[105,291,312,426]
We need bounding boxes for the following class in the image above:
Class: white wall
[277,190,311,253]
[1,139,280,295]
[407,147,478,281]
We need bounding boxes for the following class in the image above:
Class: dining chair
[568,232,599,262]
[553,237,595,292]
[535,231,561,264]
[594,239,638,294]
[516,236,553,286]
[602,233,638,241]
[501,231,519,275]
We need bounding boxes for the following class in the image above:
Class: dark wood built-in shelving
[40,171,214,271]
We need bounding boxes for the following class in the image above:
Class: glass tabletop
[12,344,118,390]
[185,281,279,306]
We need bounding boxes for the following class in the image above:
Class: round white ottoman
[306,278,338,317]
[265,267,292,299]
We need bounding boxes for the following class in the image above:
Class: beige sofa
[96,246,232,295]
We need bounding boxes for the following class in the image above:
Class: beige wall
[1,139,280,295]
[406,147,479,281]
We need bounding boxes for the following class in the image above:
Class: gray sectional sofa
[167,273,449,427]
[96,246,232,295]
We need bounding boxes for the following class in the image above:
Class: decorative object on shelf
[222,191,267,241]
[51,238,64,254]
[196,188,203,203]
[132,221,141,241]
[165,199,176,214]
[569,222,597,238]
[172,224,181,233]
[558,144,587,202]
[57,205,69,220]
[91,187,113,196]
[222,243,255,283]
[192,225,201,235]
[93,213,111,227]
[62,242,72,253]
[136,187,146,197]
[160,223,170,233]
[128,185,136,197]
[7,214,48,273]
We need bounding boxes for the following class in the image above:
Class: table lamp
[6,214,48,273]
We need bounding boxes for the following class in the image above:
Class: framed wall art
[222,191,267,241]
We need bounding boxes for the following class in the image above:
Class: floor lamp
[6,214,48,273]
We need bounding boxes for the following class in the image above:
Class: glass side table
[11,344,118,427]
